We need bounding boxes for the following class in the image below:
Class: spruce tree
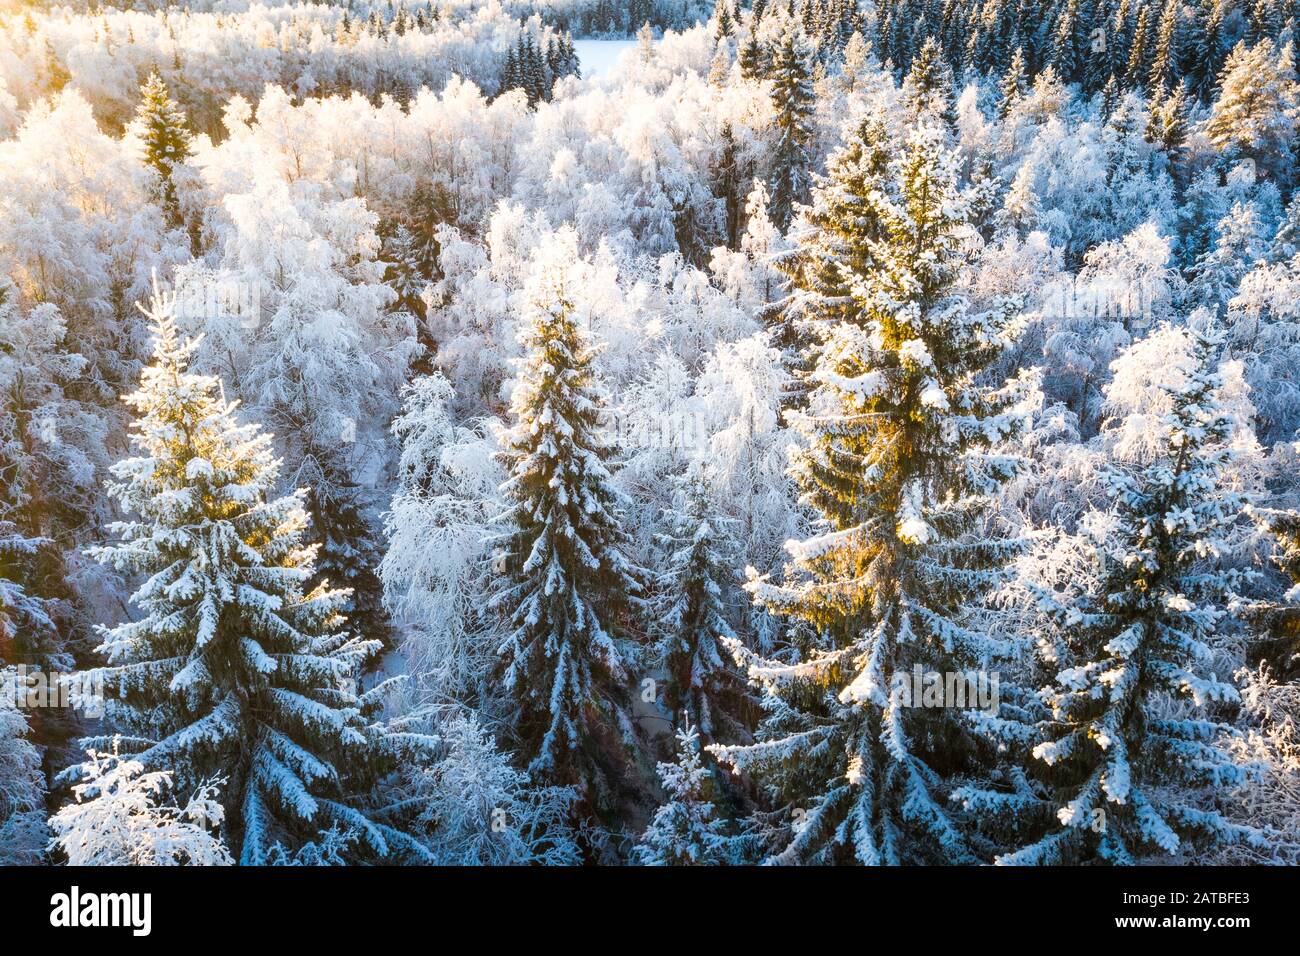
[654,477,743,742]
[999,46,1028,117]
[82,286,433,864]
[768,114,892,393]
[1206,38,1300,185]
[634,723,729,865]
[767,29,816,230]
[710,122,1028,865]
[491,252,645,800]
[903,37,957,129]
[958,325,1264,864]
[134,70,193,233]
[739,26,766,80]
[1248,501,1300,676]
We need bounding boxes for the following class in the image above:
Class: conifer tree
[134,70,193,232]
[0,688,45,864]
[0,522,58,666]
[999,46,1028,117]
[957,326,1265,864]
[768,114,892,389]
[1206,38,1300,185]
[767,29,816,230]
[711,122,1028,865]
[654,477,742,741]
[903,37,957,128]
[1188,201,1268,316]
[1126,5,1153,88]
[634,723,728,865]
[491,241,645,799]
[739,26,766,80]
[1148,0,1182,95]
[1247,499,1300,676]
[81,285,433,864]
[714,0,734,41]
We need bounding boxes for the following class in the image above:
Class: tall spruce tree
[654,477,743,742]
[134,70,193,233]
[81,285,433,864]
[957,325,1265,864]
[710,122,1028,864]
[767,29,816,230]
[768,114,892,398]
[491,246,645,803]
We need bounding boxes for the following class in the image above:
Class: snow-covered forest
[2,0,1300,867]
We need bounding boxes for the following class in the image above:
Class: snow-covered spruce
[956,324,1266,864]
[710,121,1030,865]
[634,723,729,866]
[490,233,646,803]
[77,284,434,864]
[652,474,745,742]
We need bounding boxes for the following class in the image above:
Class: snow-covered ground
[573,39,636,80]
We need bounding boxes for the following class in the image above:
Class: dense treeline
[2,0,1300,865]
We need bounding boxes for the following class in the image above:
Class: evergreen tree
[999,46,1028,117]
[654,477,743,741]
[739,26,766,80]
[711,122,1028,865]
[634,723,728,865]
[1126,4,1153,89]
[714,0,735,40]
[1148,0,1182,95]
[768,114,892,389]
[903,37,957,128]
[491,242,645,801]
[0,687,45,864]
[133,70,193,233]
[1188,201,1269,316]
[767,29,816,230]
[0,522,58,667]
[1249,501,1300,677]
[957,326,1265,864]
[1206,38,1300,185]
[81,285,433,864]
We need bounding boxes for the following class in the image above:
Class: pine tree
[767,29,816,230]
[1050,0,1081,83]
[491,242,645,799]
[710,122,1028,865]
[1148,0,1182,95]
[80,285,434,864]
[134,70,193,232]
[714,0,735,41]
[957,326,1265,864]
[634,723,728,865]
[716,122,746,249]
[654,477,742,741]
[1189,0,1226,99]
[1126,5,1153,89]
[709,37,732,87]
